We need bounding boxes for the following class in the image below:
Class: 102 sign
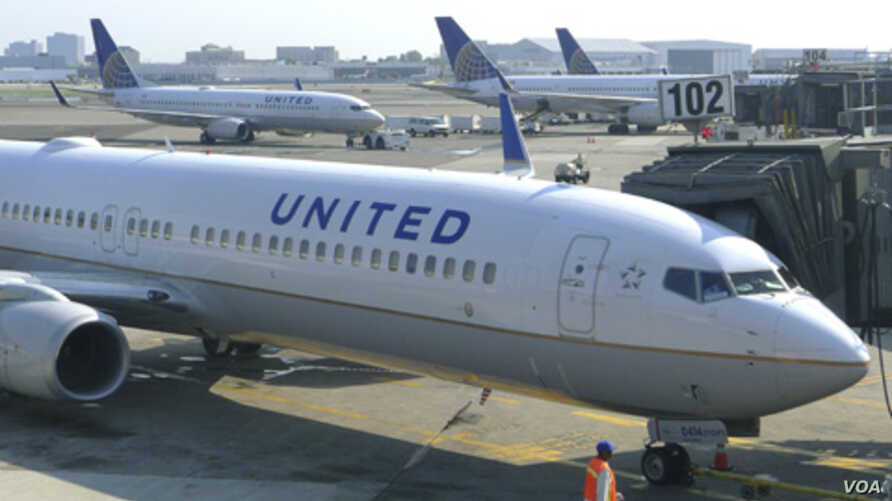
[659,76,734,122]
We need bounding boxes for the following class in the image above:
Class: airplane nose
[368,110,385,129]
[775,297,870,405]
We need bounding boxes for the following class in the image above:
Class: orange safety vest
[584,457,617,501]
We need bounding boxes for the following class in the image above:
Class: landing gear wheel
[408,129,417,137]
[245,130,256,142]
[202,337,233,357]
[200,131,216,145]
[363,135,373,149]
[641,447,671,485]
[375,137,386,150]
[346,138,354,148]
[231,342,262,356]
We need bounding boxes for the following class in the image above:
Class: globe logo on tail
[569,49,597,75]
[101,51,138,89]
[453,43,498,82]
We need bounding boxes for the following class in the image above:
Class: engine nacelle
[206,117,250,141]
[0,289,130,401]
[626,102,663,128]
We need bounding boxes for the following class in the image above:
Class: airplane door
[100,204,118,253]
[122,207,140,256]
[558,235,609,337]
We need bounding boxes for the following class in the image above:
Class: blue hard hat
[596,440,617,454]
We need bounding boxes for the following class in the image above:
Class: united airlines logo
[265,95,313,105]
[271,194,470,244]
[453,43,498,82]
[101,51,138,89]
[569,49,597,75]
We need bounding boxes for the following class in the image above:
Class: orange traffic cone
[712,443,730,470]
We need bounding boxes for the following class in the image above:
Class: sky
[2,0,890,63]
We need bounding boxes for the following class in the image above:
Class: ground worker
[584,440,624,501]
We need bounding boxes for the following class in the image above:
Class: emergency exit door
[558,236,609,335]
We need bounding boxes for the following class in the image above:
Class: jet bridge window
[483,262,497,285]
[190,225,200,244]
[140,219,149,237]
[77,211,86,228]
[351,246,362,266]
[700,271,732,303]
[65,210,74,227]
[163,222,173,240]
[663,268,697,301]
[462,260,476,282]
[220,229,231,248]
[443,257,456,279]
[729,270,787,296]
[371,248,382,269]
[54,208,62,225]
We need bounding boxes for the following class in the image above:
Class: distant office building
[752,48,870,71]
[526,37,658,72]
[642,40,751,74]
[46,32,85,66]
[0,54,66,69]
[186,44,245,65]
[277,45,338,64]
[5,39,43,57]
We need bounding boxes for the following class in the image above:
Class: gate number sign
[658,75,734,122]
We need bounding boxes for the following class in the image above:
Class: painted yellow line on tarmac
[730,438,892,475]
[571,411,647,428]
[372,376,422,387]
[834,396,889,409]
[489,395,520,405]
[855,373,892,386]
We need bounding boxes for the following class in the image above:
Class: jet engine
[0,283,130,401]
[206,117,252,141]
[627,102,663,128]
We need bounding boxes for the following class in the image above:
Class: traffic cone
[478,387,492,406]
[712,442,730,470]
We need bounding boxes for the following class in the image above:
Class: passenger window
[299,239,309,259]
[12,203,19,219]
[371,248,382,270]
[388,251,400,271]
[1,202,7,218]
[700,271,731,302]
[206,227,216,246]
[334,243,345,264]
[663,268,697,301]
[424,255,436,277]
[483,262,497,285]
[406,253,418,274]
[77,211,86,228]
[443,257,456,279]
[22,204,30,221]
[163,222,173,240]
[43,207,51,223]
[351,246,362,266]
[104,215,113,232]
[236,231,246,250]
[269,235,279,255]
[190,225,200,244]
[283,237,293,257]
[90,212,98,230]
[65,210,74,227]
[252,233,262,253]
[54,208,62,225]
[127,218,137,236]
[316,241,327,261]
[220,229,230,248]
[463,260,476,282]
[139,219,149,237]
[151,220,160,239]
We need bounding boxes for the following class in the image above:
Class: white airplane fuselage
[0,138,867,419]
[99,87,385,134]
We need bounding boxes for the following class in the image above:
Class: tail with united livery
[435,17,502,83]
[91,18,144,89]
[556,28,599,75]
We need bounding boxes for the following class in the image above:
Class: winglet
[49,81,71,107]
[499,92,534,179]
[295,78,303,91]
[555,28,599,75]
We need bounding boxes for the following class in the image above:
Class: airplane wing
[409,81,478,97]
[50,81,225,127]
[524,91,656,113]
[0,270,203,327]
[53,85,112,96]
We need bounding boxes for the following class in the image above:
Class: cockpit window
[700,272,732,302]
[729,270,787,295]
[350,105,371,111]
[663,268,697,301]
[777,266,800,290]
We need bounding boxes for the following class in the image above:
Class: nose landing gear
[641,443,694,486]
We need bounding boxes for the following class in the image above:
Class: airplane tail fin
[435,17,502,82]
[555,28,599,75]
[90,18,140,89]
[499,93,534,179]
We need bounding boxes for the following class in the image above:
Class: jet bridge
[621,138,892,327]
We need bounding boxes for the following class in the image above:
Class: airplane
[0,90,868,485]
[50,19,384,145]
[556,27,791,86]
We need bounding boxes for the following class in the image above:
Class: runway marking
[730,438,892,475]
[489,395,520,405]
[834,396,889,409]
[372,376,422,387]
[855,373,892,386]
[571,411,647,428]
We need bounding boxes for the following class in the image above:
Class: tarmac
[0,83,890,501]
